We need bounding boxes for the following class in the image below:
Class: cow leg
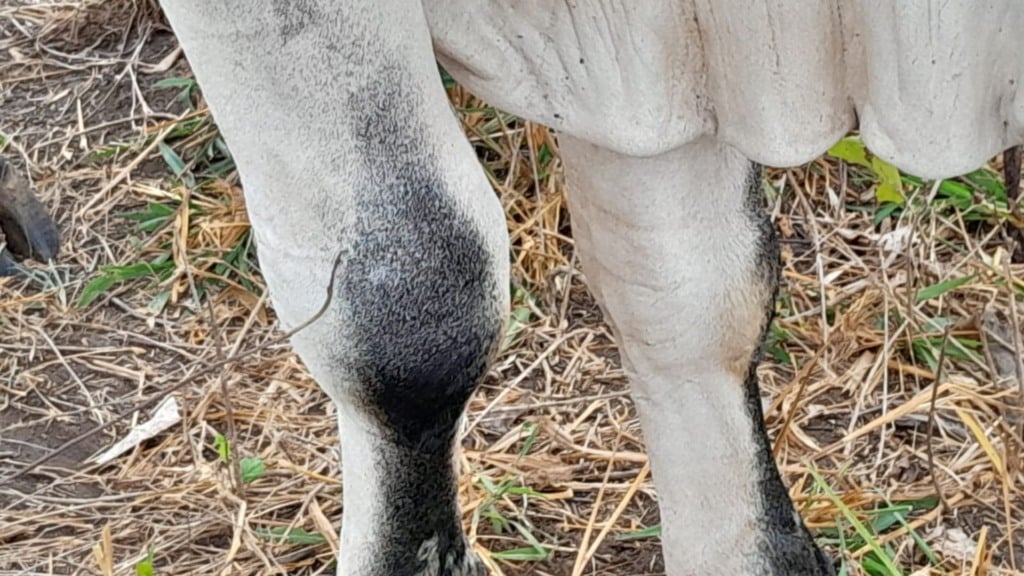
[159,2,509,575]
[559,135,834,576]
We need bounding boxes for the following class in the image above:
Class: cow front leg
[560,135,834,576]
[159,1,509,574]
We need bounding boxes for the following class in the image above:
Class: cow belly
[425,0,1024,178]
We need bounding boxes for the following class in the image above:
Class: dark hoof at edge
[0,155,60,275]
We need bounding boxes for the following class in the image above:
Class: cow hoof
[0,155,60,273]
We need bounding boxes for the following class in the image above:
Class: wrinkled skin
[0,155,59,275]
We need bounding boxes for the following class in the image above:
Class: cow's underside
[428,0,1024,176]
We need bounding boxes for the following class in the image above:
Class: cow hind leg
[159,2,509,575]
[559,135,835,576]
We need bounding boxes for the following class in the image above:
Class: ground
[1,2,1023,575]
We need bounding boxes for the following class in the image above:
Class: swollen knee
[332,193,506,452]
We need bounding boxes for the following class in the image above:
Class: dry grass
[2,2,1023,575]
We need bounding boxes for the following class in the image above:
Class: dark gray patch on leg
[370,442,484,576]
[341,64,500,453]
[742,164,836,576]
[270,0,324,44]
[334,62,497,576]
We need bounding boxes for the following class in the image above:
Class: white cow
[151,1,1023,575]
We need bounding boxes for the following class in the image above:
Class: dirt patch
[0,402,106,500]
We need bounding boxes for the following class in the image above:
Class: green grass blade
[253,527,327,545]
[915,275,975,302]
[810,469,904,576]
[616,525,661,541]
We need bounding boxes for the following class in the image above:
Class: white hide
[160,2,508,575]
[159,0,509,371]
[427,0,1024,176]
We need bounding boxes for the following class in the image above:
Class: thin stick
[571,433,618,576]
[178,207,244,493]
[1001,259,1023,567]
[577,460,651,571]
[772,347,823,458]
[1003,259,1024,444]
[925,325,952,512]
